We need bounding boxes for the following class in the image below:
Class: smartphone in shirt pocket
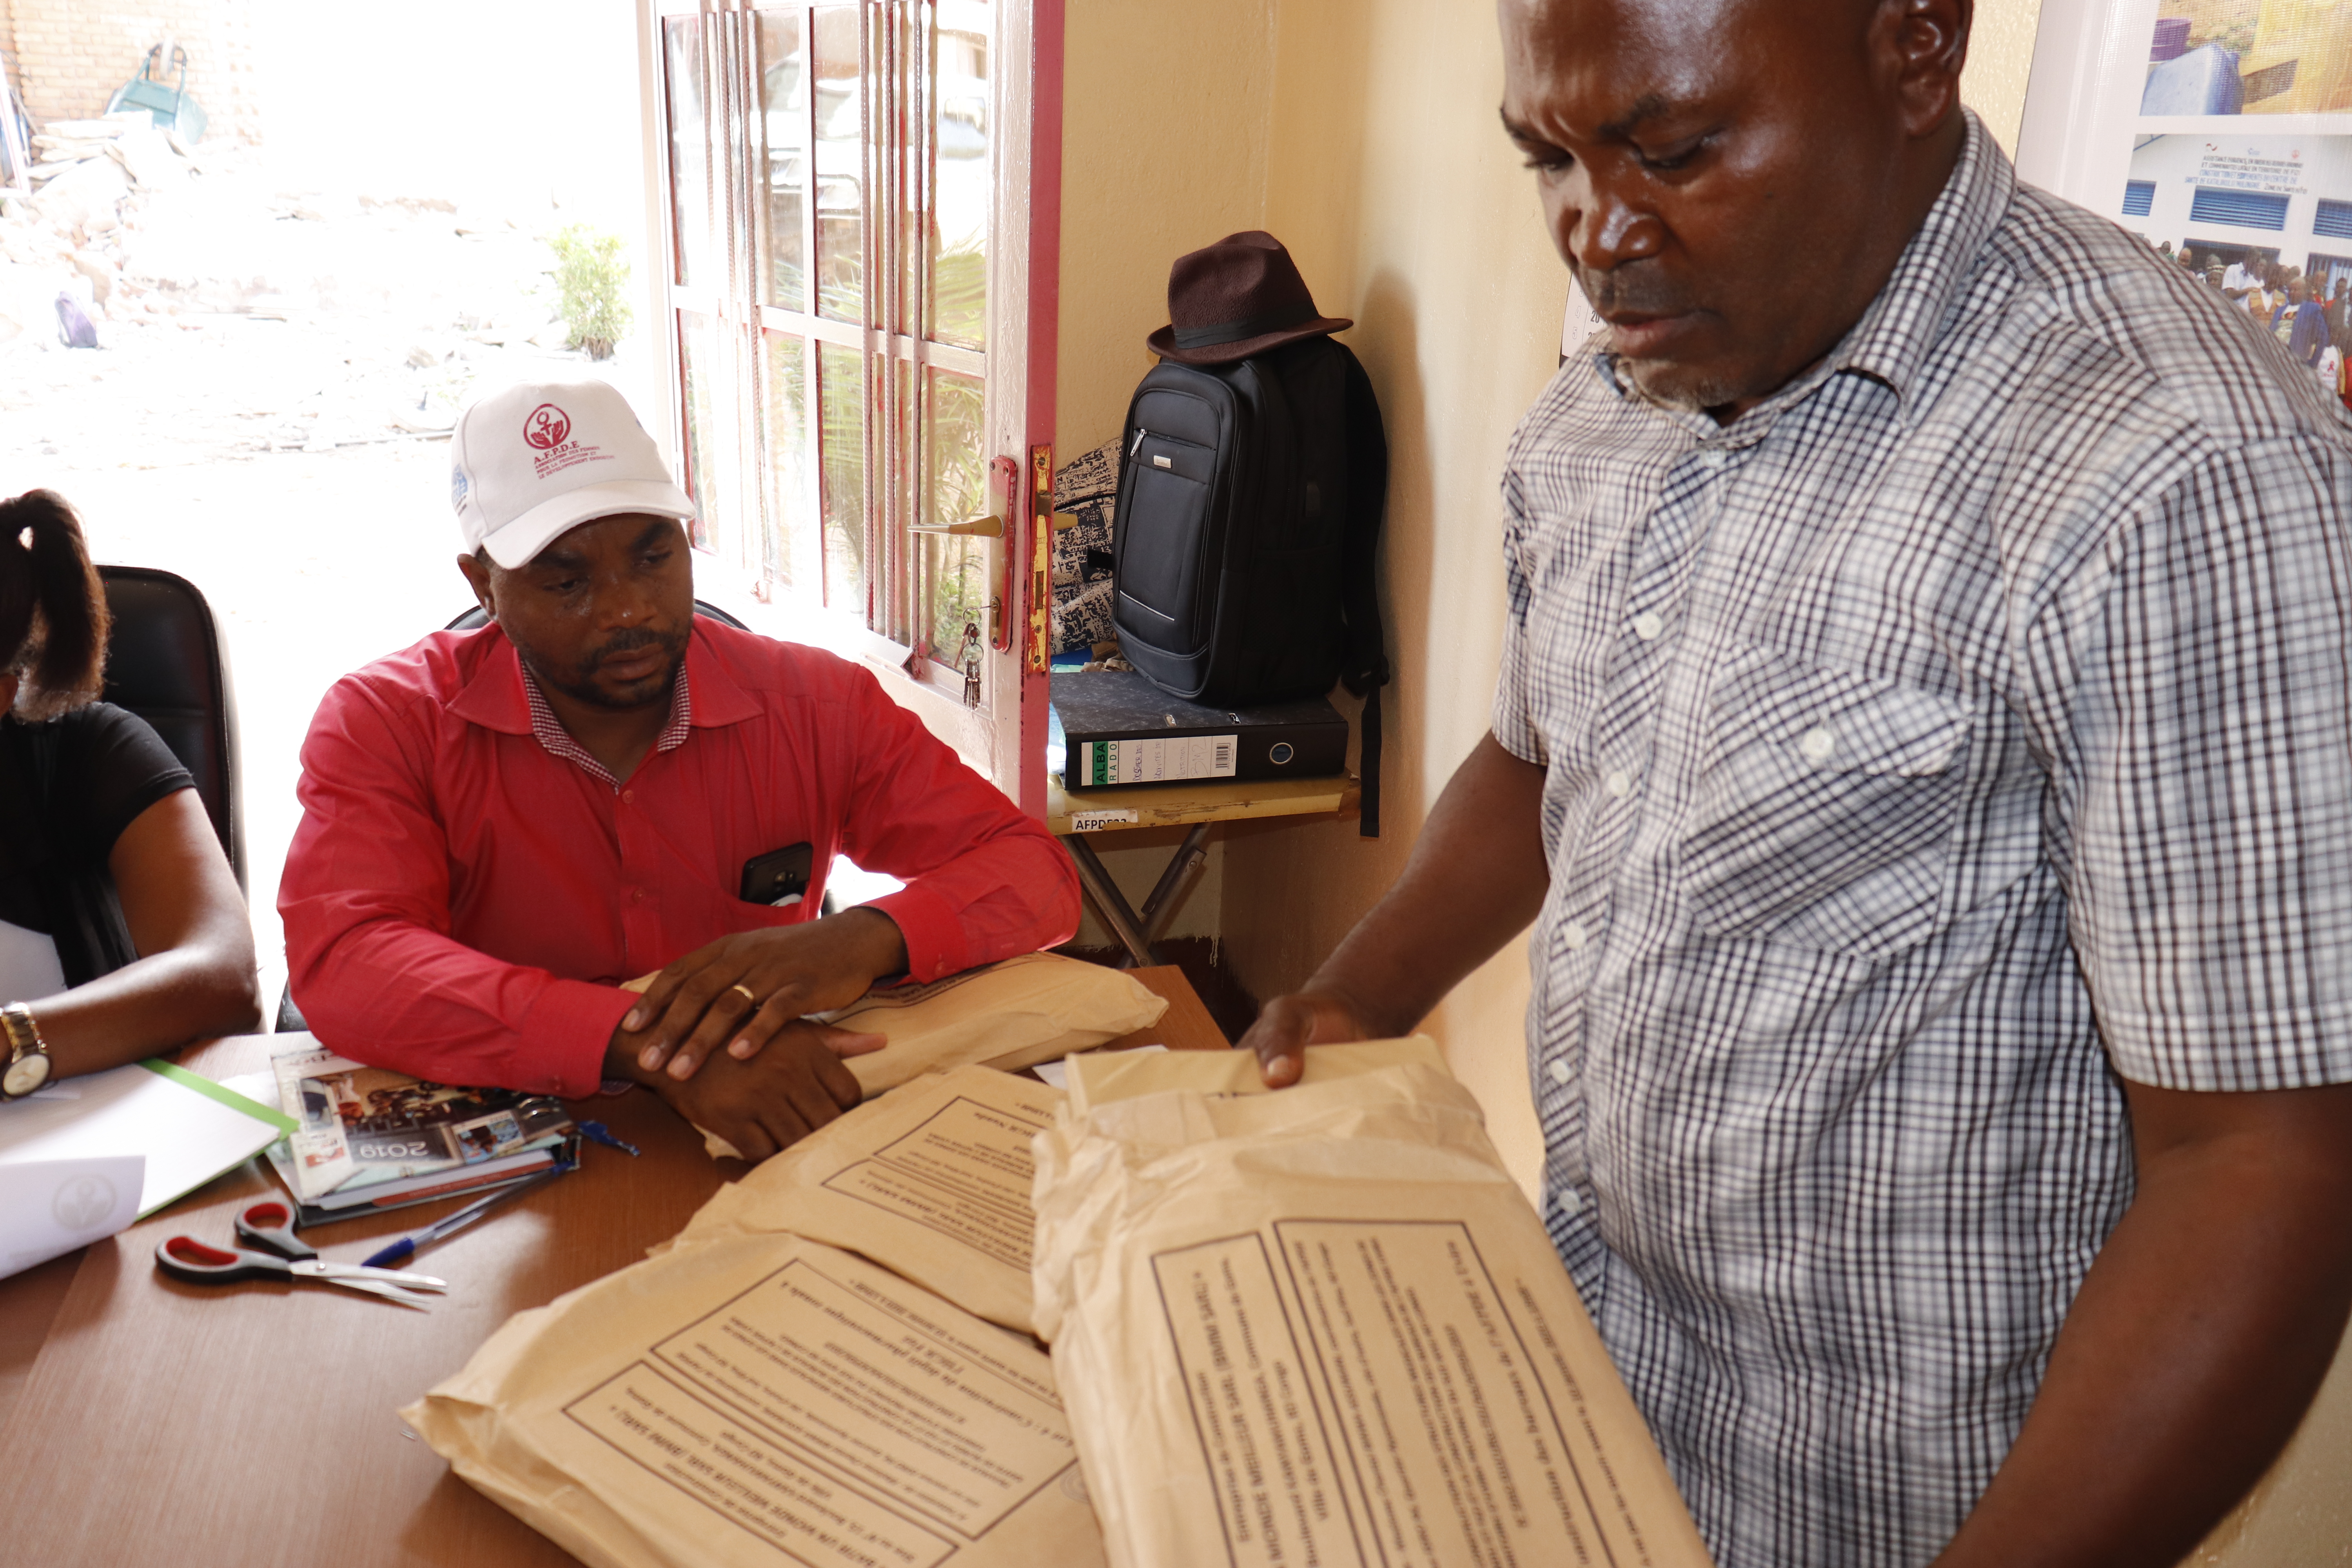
[740,842,815,907]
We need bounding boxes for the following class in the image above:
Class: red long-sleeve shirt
[278,621,1078,1096]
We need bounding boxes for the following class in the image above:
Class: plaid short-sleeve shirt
[1497,113,2352,1567]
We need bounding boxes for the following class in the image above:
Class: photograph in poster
[2120,131,2352,384]
[2140,0,2352,116]
[2020,0,2352,409]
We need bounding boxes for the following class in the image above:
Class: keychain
[959,621,983,708]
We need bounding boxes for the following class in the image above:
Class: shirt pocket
[1681,645,1973,958]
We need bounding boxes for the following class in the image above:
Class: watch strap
[1,1002,50,1099]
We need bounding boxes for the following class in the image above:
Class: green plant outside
[547,224,635,361]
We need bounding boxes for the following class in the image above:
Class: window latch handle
[908,514,1003,538]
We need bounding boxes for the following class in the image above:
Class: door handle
[908,514,1003,537]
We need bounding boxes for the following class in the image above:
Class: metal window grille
[2188,186,2290,231]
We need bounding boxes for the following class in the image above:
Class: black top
[0,702,194,946]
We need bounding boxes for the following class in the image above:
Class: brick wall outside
[5,0,261,145]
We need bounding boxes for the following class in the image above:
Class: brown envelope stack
[1031,1046,1717,1568]
[405,1232,1103,1568]
[404,1068,1107,1568]
[672,1065,1058,1334]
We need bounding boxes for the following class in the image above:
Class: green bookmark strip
[139,1057,298,1134]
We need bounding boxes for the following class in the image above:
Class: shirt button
[1605,769,1632,798]
[1563,920,1590,951]
[1799,726,1837,762]
[621,789,635,804]
[629,888,644,904]
[1547,1059,1572,1088]
[1631,611,1666,640]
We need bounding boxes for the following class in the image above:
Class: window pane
[765,332,812,589]
[678,312,721,550]
[758,12,807,310]
[931,2,988,349]
[664,15,708,290]
[888,354,918,646]
[922,365,988,663]
[818,340,868,612]
[813,6,866,325]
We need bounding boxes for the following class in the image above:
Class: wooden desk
[0,966,1223,1567]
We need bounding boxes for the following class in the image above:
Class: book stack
[265,1043,579,1226]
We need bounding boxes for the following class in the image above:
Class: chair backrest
[442,599,751,633]
[96,566,242,889]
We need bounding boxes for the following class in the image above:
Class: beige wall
[1055,0,1278,946]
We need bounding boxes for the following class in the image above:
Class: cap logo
[519,399,613,483]
[524,404,572,451]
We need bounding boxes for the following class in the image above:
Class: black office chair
[274,599,754,1034]
[96,566,243,891]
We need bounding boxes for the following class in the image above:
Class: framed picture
[2020,0,2352,307]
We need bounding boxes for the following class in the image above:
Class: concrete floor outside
[1,152,659,1013]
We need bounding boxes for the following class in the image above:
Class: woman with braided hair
[0,490,258,1099]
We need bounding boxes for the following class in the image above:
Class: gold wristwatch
[2,1002,52,1099]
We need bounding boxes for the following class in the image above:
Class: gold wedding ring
[729,983,758,1005]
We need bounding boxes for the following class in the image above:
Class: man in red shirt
[279,377,1078,1159]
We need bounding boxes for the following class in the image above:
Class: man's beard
[1577,265,1744,412]
[1620,356,1747,413]
[521,626,688,711]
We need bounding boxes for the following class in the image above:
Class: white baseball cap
[449,377,698,567]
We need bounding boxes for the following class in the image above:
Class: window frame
[638,0,1055,809]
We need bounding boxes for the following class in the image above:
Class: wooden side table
[1049,772,1358,965]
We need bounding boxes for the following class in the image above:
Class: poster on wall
[2020,0,2352,372]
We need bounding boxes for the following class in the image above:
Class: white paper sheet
[0,1058,293,1223]
[1031,1043,1162,1091]
[0,1154,143,1279]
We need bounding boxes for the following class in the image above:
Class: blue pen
[361,1161,575,1271]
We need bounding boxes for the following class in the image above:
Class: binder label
[1082,735,1238,785]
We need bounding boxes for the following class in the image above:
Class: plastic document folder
[0,1058,296,1280]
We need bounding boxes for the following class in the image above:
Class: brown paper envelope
[624,951,1168,1100]
[674,1065,1058,1334]
[1064,1034,1448,1114]
[405,1231,1104,1568]
[1032,1061,1717,1568]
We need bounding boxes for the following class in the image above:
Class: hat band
[1171,300,1318,349]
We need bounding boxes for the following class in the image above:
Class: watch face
[3,1050,49,1098]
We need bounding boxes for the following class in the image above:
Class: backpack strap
[1335,344,1390,838]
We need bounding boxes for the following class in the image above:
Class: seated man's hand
[608,1016,868,1161]
[622,907,908,1082]
[1239,989,1377,1088]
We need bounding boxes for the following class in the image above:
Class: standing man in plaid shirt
[1245,0,2352,1563]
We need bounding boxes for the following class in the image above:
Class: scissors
[154,1200,449,1310]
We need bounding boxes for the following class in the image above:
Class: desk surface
[0,965,1226,1568]
[1047,771,1358,835]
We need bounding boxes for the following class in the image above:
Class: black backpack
[1109,336,1390,835]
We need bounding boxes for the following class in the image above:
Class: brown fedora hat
[1146,230,1352,365]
